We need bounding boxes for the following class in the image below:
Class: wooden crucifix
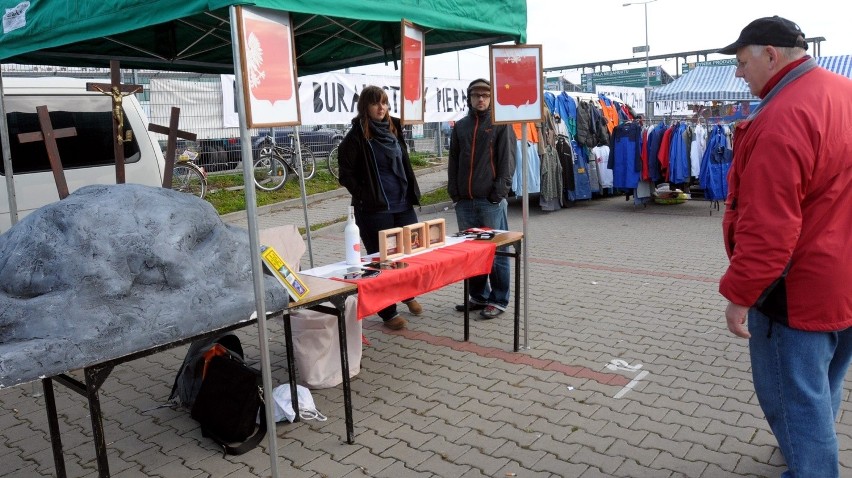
[148,107,197,188]
[17,105,77,199]
[86,60,142,185]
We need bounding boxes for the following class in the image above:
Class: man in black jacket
[448,78,517,319]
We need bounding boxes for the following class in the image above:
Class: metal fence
[2,64,450,172]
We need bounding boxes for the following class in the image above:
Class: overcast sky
[344,0,850,83]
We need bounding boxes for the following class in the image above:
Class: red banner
[403,35,422,102]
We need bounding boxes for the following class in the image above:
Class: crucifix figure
[86,60,142,184]
[148,107,197,188]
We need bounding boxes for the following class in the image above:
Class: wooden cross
[148,107,197,188]
[86,60,142,185]
[17,105,77,199]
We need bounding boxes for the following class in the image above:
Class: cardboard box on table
[260,226,361,389]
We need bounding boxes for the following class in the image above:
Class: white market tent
[649,55,852,102]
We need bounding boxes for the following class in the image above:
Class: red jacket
[719,59,852,331]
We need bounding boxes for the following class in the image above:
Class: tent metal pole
[292,131,314,268]
[229,7,281,477]
[521,127,529,350]
[0,70,20,230]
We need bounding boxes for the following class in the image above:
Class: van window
[1,95,141,175]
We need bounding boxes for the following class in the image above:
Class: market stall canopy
[649,55,852,102]
[0,0,527,75]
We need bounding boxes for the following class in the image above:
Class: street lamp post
[624,0,657,118]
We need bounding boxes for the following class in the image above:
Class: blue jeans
[748,309,852,478]
[454,198,510,309]
[355,207,419,320]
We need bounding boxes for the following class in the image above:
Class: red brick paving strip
[363,321,631,386]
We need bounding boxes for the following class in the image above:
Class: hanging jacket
[556,92,578,138]
[597,95,619,134]
[575,100,593,147]
[609,122,643,189]
[699,125,731,201]
[555,134,575,196]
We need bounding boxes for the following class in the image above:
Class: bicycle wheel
[292,146,316,180]
[327,145,340,179]
[172,164,207,199]
[253,154,288,191]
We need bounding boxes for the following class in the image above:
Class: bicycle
[171,150,207,199]
[327,142,340,179]
[253,135,316,191]
[326,126,350,179]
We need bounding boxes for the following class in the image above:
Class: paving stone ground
[3,165,851,477]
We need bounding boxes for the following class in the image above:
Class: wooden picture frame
[235,6,301,128]
[403,222,427,254]
[424,218,446,248]
[379,227,405,261]
[489,44,545,125]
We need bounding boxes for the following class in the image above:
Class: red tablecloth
[336,240,496,319]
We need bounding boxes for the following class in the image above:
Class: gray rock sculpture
[0,184,290,388]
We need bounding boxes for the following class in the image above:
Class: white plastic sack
[290,295,361,389]
[270,384,326,423]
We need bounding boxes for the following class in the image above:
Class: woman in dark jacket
[338,85,422,330]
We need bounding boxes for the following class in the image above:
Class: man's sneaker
[478,305,504,319]
[454,301,487,312]
[404,299,423,315]
[383,315,407,330]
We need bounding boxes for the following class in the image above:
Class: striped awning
[648,65,754,102]
[649,55,852,102]
[817,55,852,78]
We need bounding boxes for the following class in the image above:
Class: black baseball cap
[718,16,807,55]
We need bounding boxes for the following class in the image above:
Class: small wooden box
[403,222,428,254]
[379,227,405,261]
[424,218,446,248]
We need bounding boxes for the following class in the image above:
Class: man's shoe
[478,305,504,320]
[383,315,407,330]
[404,299,423,315]
[454,301,487,312]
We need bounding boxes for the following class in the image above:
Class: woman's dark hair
[357,85,397,139]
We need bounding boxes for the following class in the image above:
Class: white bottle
[344,206,361,265]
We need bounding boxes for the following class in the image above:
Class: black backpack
[171,334,267,456]
[170,334,245,409]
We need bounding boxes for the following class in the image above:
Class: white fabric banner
[222,73,471,126]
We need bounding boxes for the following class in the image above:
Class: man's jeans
[748,309,852,478]
[454,198,510,309]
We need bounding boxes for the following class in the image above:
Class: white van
[1,77,166,232]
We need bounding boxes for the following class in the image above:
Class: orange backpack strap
[201,343,230,380]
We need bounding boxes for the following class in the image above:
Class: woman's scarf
[367,119,407,186]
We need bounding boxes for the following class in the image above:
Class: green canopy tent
[0,2,526,477]
[0,0,525,74]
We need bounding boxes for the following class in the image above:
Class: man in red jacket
[718,16,852,478]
